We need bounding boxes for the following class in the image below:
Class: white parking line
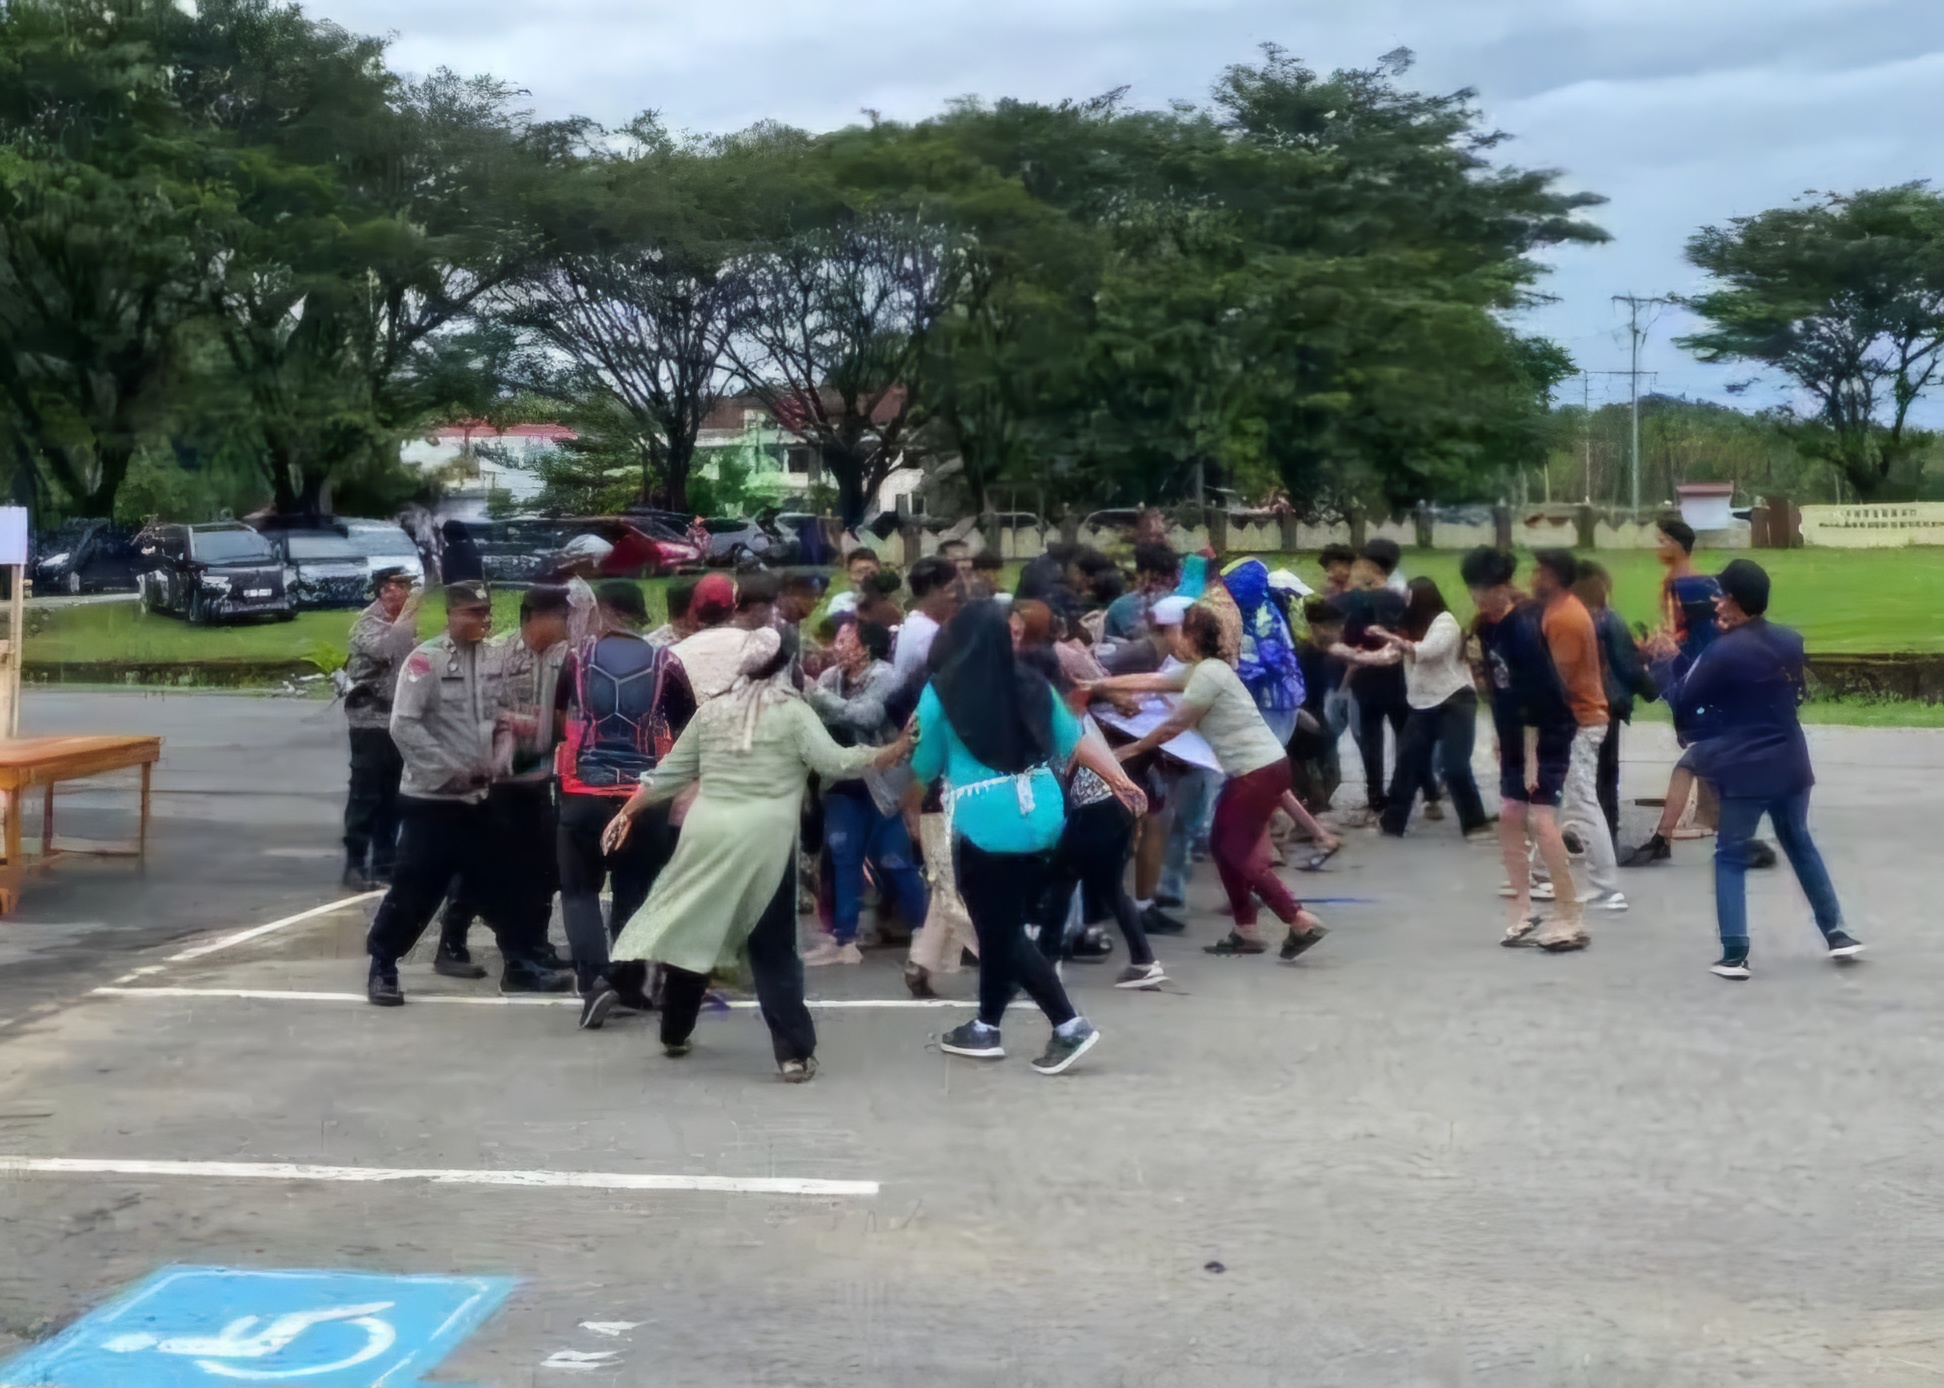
[93,986,975,1009]
[165,892,384,962]
[0,1155,877,1197]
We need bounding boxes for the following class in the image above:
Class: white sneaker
[1580,890,1629,911]
[803,939,863,966]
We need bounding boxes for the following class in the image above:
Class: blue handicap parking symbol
[0,1266,515,1387]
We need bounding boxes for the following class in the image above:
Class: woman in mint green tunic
[605,629,905,1078]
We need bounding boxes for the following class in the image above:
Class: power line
[1612,295,1675,514]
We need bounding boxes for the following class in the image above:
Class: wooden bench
[0,735,162,913]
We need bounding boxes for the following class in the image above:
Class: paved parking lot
[3,692,1943,1386]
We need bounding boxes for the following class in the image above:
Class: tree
[725,210,959,528]
[173,0,544,515]
[500,120,746,511]
[1680,184,1944,499]
[0,0,216,518]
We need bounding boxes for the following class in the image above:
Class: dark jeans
[658,868,816,1063]
[823,790,927,944]
[558,792,678,993]
[1381,689,1489,835]
[1036,799,1153,966]
[1598,714,1623,841]
[366,797,541,972]
[1287,711,1341,814]
[1354,676,1438,813]
[344,726,402,877]
[1714,789,1843,949]
[955,839,1078,1031]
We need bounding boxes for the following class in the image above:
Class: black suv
[135,522,294,623]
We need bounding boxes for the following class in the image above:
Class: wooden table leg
[139,760,153,859]
[0,786,19,914]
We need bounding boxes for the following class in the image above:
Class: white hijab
[724,627,798,752]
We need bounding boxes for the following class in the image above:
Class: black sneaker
[527,944,572,972]
[1746,840,1778,870]
[341,866,376,893]
[1825,931,1866,961]
[1115,961,1166,990]
[1710,949,1751,980]
[1071,926,1114,960]
[779,1057,818,1083]
[578,985,618,1030]
[939,1021,1005,1059]
[500,966,574,995]
[1030,1021,1100,1075]
[1279,924,1329,961]
[1155,893,1185,909]
[367,964,404,1007]
[1141,905,1188,936]
[1620,834,1672,868]
[433,946,487,981]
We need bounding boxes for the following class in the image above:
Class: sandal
[1501,915,1542,948]
[1296,842,1342,873]
[1279,924,1329,960]
[903,961,936,999]
[1203,932,1267,956]
[1538,929,1590,953]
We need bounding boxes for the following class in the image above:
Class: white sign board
[0,506,26,566]
[1798,503,1944,548]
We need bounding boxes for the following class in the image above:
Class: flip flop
[1203,932,1267,956]
[1538,930,1590,953]
[1501,915,1542,948]
[1296,843,1342,873]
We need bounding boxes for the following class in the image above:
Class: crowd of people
[337,509,1863,1081]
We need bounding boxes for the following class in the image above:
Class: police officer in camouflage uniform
[363,581,569,1006]
[342,567,419,891]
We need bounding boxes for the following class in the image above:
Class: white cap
[1267,568,1313,596]
[1150,595,1193,627]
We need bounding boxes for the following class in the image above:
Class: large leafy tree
[172,0,544,515]
[1680,184,1944,499]
[0,0,216,517]
[499,118,751,512]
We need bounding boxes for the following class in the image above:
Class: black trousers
[658,868,815,1064]
[1287,713,1340,814]
[1598,714,1623,841]
[439,783,556,961]
[1381,688,1489,835]
[956,840,1077,1031]
[1354,676,1439,813]
[558,792,678,992]
[1036,800,1154,966]
[366,797,537,969]
[344,727,403,876]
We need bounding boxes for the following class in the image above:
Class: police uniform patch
[405,651,434,682]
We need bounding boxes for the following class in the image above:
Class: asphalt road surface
[1,690,1941,1386]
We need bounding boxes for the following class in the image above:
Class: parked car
[699,517,780,566]
[261,528,370,610]
[547,517,705,578]
[30,520,142,596]
[456,518,559,585]
[766,512,833,566]
[1079,508,1146,536]
[340,519,428,586]
[135,522,293,623]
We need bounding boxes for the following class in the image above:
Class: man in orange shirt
[1532,550,1627,912]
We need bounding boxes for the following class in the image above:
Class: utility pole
[1612,295,1674,514]
[1576,370,1647,506]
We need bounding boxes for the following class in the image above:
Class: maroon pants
[1211,759,1303,929]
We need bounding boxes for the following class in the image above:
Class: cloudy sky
[321,0,1944,417]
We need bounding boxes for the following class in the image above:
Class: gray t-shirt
[1180,658,1287,777]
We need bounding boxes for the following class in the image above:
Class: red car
[551,517,706,578]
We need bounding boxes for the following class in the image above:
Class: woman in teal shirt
[909,601,1145,1075]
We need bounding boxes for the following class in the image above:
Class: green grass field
[24,545,1944,670]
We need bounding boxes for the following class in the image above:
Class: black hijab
[930,599,1056,774]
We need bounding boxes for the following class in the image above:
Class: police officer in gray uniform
[364,581,568,1005]
[342,567,419,890]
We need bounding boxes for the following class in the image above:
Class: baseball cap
[1150,595,1193,627]
[444,580,490,609]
